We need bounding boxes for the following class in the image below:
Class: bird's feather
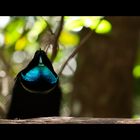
[7,50,62,119]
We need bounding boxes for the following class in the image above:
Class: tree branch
[58,18,103,76]
[0,48,13,74]
[58,30,92,76]
[0,117,140,124]
[51,16,64,62]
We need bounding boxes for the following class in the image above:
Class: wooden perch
[0,117,140,124]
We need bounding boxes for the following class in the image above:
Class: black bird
[7,50,62,119]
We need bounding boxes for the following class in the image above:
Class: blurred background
[0,16,140,118]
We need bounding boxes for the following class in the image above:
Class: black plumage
[7,50,62,119]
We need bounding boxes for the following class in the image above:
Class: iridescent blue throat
[21,57,58,84]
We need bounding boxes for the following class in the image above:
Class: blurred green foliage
[0,16,113,117]
[1,16,140,118]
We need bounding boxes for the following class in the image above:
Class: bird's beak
[38,56,44,66]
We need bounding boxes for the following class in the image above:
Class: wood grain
[0,117,140,124]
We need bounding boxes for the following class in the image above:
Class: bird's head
[18,50,59,93]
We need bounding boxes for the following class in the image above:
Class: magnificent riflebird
[7,50,62,119]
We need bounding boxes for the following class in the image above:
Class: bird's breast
[21,65,58,84]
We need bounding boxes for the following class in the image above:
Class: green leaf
[81,16,103,30]
[15,36,28,50]
[59,30,80,47]
[27,17,47,42]
[133,65,140,78]
[4,18,25,46]
[64,16,84,32]
[95,19,112,34]
[64,16,103,32]
[52,49,64,62]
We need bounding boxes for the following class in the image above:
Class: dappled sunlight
[0,16,139,119]
[133,65,140,78]
[0,33,4,46]
[62,57,77,76]
[0,16,10,29]
[4,18,25,46]
[95,19,112,34]
[15,36,27,50]
[59,30,80,47]
[0,70,6,78]
[64,16,105,32]
[12,51,26,63]
[27,17,47,42]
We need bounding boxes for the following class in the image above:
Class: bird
[7,50,62,119]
